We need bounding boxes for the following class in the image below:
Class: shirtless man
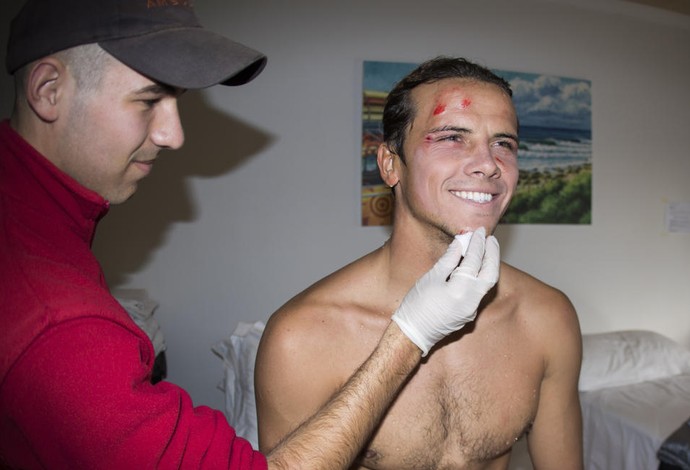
[255,57,583,469]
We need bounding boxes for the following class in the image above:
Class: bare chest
[356,331,543,469]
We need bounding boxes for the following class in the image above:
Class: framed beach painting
[360,60,592,226]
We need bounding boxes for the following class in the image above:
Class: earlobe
[25,59,65,123]
[377,144,400,188]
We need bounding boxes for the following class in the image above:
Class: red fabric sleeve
[1,317,267,470]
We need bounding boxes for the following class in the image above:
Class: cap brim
[100,27,266,89]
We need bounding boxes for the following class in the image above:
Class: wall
[1,0,688,413]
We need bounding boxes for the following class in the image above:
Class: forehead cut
[408,78,516,132]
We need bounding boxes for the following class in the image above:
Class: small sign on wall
[666,202,690,233]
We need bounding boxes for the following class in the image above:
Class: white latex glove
[391,228,500,356]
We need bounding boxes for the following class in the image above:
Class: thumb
[477,236,500,284]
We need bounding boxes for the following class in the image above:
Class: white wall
[2,0,688,413]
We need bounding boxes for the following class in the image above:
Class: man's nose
[150,99,185,150]
[467,144,500,179]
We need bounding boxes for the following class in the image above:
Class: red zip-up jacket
[0,121,267,469]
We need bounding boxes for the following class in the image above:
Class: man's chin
[105,185,139,205]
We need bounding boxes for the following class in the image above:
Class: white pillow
[579,330,690,391]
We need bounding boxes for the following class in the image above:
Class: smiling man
[256,57,584,469]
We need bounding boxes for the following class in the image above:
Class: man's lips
[132,160,155,175]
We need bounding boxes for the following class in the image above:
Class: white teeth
[456,191,493,203]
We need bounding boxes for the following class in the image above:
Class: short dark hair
[13,44,111,107]
[382,56,512,162]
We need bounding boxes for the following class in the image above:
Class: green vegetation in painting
[501,164,591,224]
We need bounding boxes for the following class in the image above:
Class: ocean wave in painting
[518,125,591,171]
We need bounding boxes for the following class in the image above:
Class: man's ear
[377,143,400,188]
[25,58,67,123]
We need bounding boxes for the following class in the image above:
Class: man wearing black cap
[0,1,501,468]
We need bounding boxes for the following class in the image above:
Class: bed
[213,321,265,450]
[577,330,690,470]
[215,325,690,469]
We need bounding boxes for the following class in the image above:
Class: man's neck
[383,224,454,289]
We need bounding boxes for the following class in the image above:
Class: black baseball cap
[6,0,267,89]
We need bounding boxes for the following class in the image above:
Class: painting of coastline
[361,60,592,225]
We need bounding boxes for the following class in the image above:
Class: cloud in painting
[498,71,591,131]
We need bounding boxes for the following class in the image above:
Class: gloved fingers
[477,235,500,285]
[452,227,486,279]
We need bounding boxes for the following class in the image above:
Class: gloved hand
[391,228,500,356]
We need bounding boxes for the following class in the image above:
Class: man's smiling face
[390,77,519,237]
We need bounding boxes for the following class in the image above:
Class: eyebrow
[427,125,519,144]
[495,131,520,145]
[133,83,184,97]
[427,125,471,134]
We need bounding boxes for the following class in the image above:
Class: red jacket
[0,121,267,469]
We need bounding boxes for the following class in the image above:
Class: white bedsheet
[497,372,690,470]
[581,373,690,470]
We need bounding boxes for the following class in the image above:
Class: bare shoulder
[499,262,578,322]
[258,249,389,383]
[498,262,581,366]
[255,250,390,450]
